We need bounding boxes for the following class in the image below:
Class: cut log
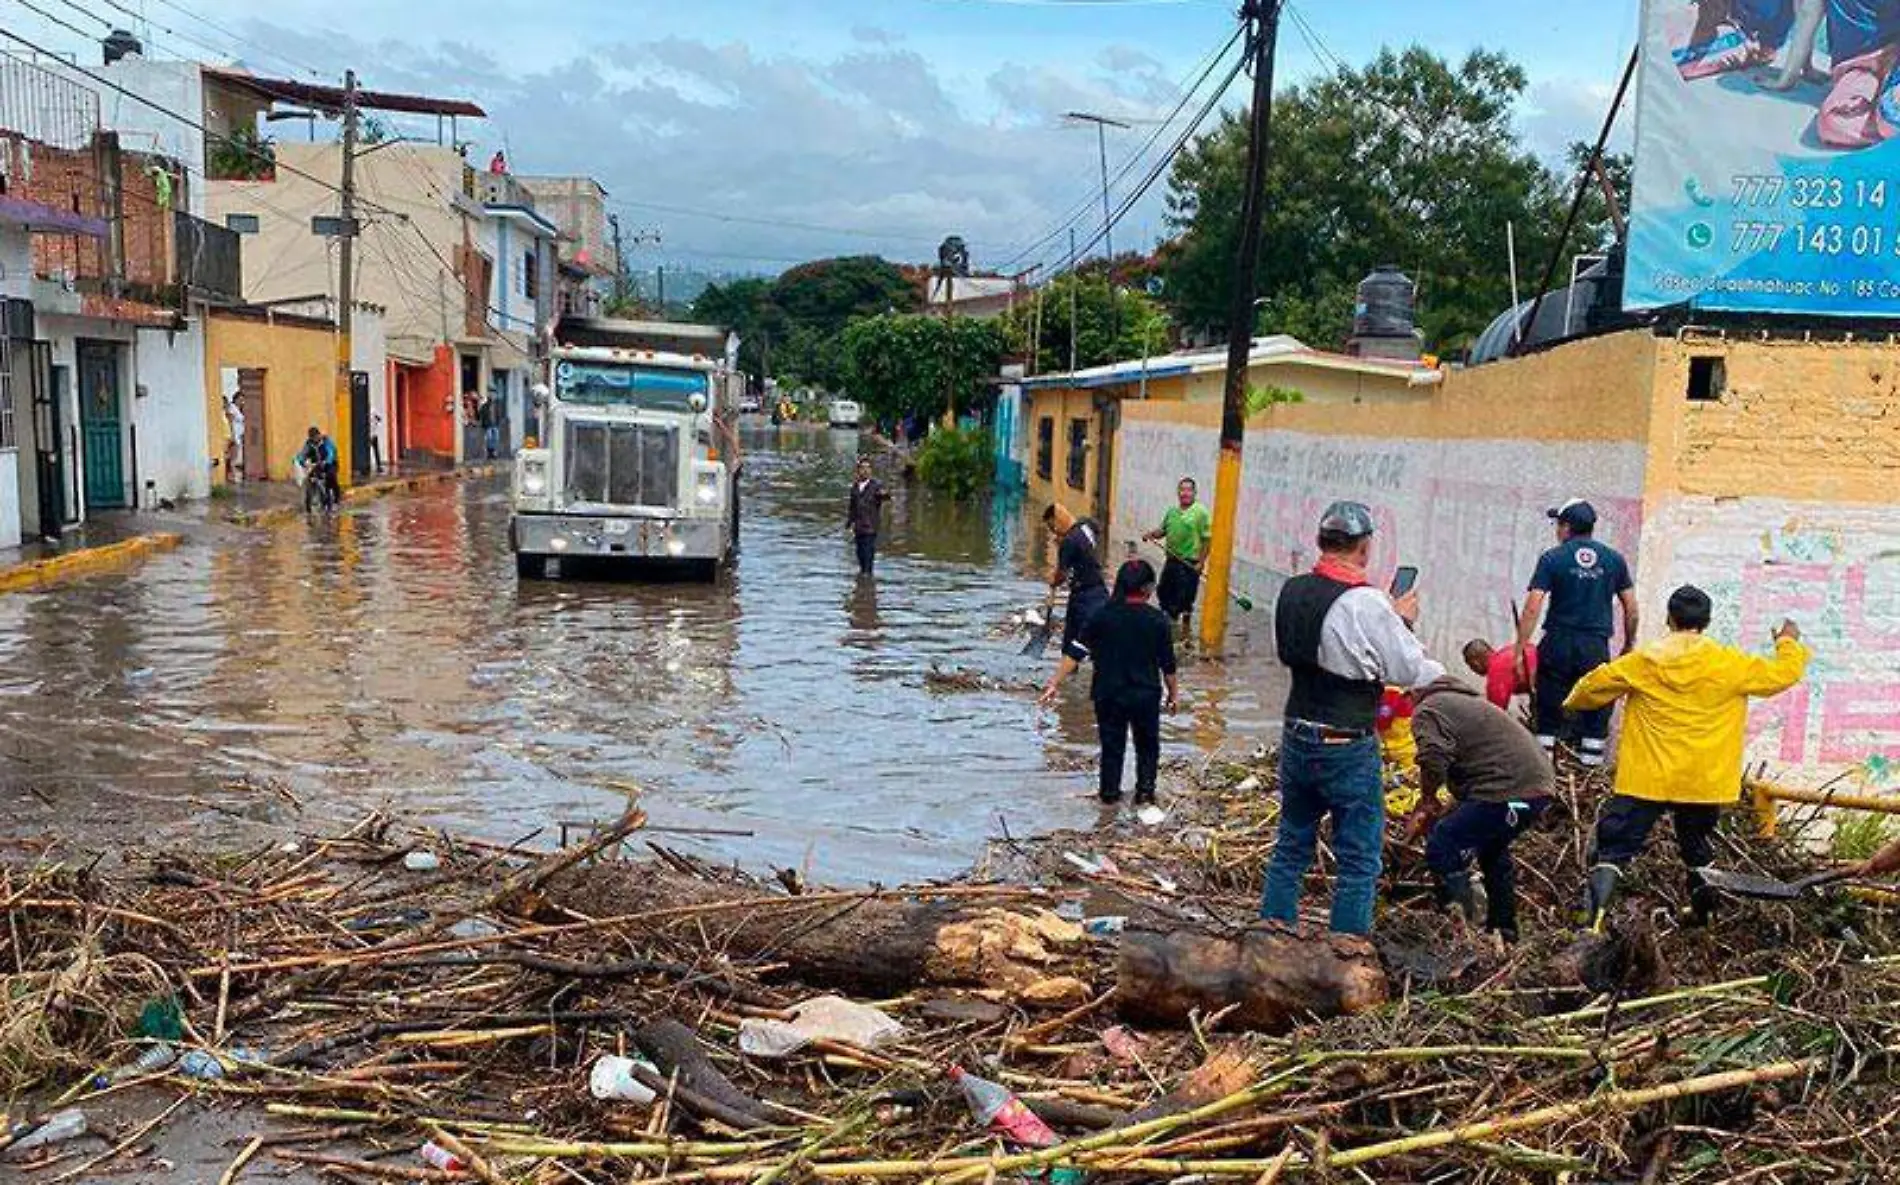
[1114,925,1388,1032]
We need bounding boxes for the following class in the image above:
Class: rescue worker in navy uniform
[1511,499,1638,769]
[1043,502,1108,665]
[1260,501,1444,937]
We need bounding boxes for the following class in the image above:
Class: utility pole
[1067,226,1079,375]
[1066,111,1129,346]
[657,265,666,315]
[1200,1,1281,655]
[608,213,628,302]
[335,68,359,486]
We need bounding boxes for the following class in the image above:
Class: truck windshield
[555,362,708,412]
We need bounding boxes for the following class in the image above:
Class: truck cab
[509,317,740,579]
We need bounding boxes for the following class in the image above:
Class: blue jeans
[1260,724,1384,936]
[1425,798,1549,936]
[484,424,500,457]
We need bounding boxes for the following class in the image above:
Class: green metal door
[78,343,124,510]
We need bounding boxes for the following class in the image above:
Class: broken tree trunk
[1114,925,1388,1032]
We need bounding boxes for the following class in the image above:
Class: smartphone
[1389,565,1419,598]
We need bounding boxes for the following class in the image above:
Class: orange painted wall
[399,345,458,458]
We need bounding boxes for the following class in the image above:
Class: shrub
[915,425,992,500]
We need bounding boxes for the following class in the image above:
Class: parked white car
[828,399,862,429]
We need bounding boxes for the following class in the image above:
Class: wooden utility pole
[608,214,628,302]
[334,68,359,488]
[1199,1,1281,654]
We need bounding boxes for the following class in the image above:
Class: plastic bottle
[402,851,441,872]
[176,1050,225,1080]
[418,1140,467,1171]
[94,1042,177,1087]
[3,1109,88,1159]
[1082,916,1126,937]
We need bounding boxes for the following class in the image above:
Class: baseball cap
[1547,499,1597,531]
[1318,500,1376,539]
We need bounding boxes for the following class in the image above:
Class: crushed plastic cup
[588,1055,659,1105]
[4,1109,88,1159]
[402,850,441,873]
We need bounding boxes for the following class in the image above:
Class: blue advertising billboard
[1626,0,1900,315]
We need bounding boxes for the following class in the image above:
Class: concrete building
[516,175,616,319]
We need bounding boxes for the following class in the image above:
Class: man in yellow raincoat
[1565,585,1808,928]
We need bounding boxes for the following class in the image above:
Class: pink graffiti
[1739,558,1900,763]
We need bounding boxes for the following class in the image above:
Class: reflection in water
[0,425,1285,881]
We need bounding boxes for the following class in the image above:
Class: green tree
[693,256,922,391]
[1160,47,1603,356]
[692,277,778,385]
[840,314,1007,425]
[1002,269,1172,373]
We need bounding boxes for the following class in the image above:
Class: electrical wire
[77,0,243,66]
[994,22,1244,272]
[12,0,104,42]
[605,197,943,247]
[144,0,325,77]
[0,25,409,220]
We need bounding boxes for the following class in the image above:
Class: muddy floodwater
[0,427,1286,882]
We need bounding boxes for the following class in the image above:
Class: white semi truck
[509,316,741,579]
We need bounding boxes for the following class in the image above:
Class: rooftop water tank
[1352,265,1416,340]
[102,29,142,65]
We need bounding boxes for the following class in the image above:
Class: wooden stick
[218,1135,263,1185]
[426,1123,507,1185]
[11,898,189,937]
[272,1150,463,1181]
[1252,1143,1294,1185]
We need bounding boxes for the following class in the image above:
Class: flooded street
[1,427,1282,882]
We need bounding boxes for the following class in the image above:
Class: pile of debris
[3,756,1899,1182]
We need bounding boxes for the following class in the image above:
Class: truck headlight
[694,470,720,506]
[666,538,687,557]
[519,454,548,497]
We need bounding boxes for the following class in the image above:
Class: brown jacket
[1411,678,1553,804]
[847,478,887,536]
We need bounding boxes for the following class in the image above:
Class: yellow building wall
[1024,387,1109,517]
[205,312,347,486]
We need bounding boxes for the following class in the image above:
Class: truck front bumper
[512,513,726,561]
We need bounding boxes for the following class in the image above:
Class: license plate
[602,520,633,536]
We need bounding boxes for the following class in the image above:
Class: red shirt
[1485,644,1537,710]
[1376,687,1415,736]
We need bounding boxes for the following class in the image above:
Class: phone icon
[1685,178,1717,208]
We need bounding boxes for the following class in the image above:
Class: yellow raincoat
[1564,632,1809,805]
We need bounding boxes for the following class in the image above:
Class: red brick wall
[5,133,176,293]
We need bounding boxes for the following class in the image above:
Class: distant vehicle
[828,399,862,429]
[739,393,763,415]
[510,316,742,580]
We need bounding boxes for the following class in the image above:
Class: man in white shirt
[1261,500,1443,937]
[224,395,246,483]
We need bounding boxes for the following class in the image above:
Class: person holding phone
[1262,501,1444,938]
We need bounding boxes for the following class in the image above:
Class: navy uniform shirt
[1058,519,1106,592]
[1529,537,1632,638]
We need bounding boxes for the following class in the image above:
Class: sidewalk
[0,461,505,593]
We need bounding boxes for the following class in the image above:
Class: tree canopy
[1001,267,1172,374]
[692,256,921,391]
[1159,47,1610,356]
[840,314,1007,425]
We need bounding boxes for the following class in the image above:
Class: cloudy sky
[13,0,1641,275]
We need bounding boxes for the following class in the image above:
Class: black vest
[1275,573,1383,731]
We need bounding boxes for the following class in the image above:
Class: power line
[43,0,110,31]
[79,0,244,66]
[144,0,325,77]
[13,0,105,42]
[995,23,1243,271]
[0,25,408,220]
[606,197,943,247]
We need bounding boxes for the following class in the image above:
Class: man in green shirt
[1144,477,1212,631]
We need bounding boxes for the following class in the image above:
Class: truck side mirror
[689,392,709,414]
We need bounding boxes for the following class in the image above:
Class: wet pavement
[0,425,1284,883]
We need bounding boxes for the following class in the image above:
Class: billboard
[1626,0,1900,315]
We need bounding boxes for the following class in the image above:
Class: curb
[229,463,506,528]
[0,532,184,594]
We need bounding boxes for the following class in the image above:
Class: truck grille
[563,421,678,508]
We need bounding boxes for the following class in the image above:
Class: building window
[523,250,538,301]
[1066,417,1089,490]
[224,213,260,234]
[0,334,13,449]
[1687,355,1726,402]
[1036,416,1054,480]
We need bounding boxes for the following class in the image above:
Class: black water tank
[1353,265,1416,340]
[102,29,142,65]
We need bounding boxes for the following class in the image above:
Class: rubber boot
[1580,864,1622,933]
[1685,869,1720,928]
[1436,871,1482,926]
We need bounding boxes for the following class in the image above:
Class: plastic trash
[1061,852,1120,878]
[1082,916,1127,936]
[739,995,906,1058]
[588,1055,660,1104]
[418,1141,467,1171]
[1136,805,1167,827]
[1235,774,1262,794]
[402,850,441,872]
[3,1109,87,1159]
[950,1065,1059,1147]
[95,1042,177,1087]
[1100,1026,1147,1063]
[136,997,184,1041]
[176,1050,224,1080]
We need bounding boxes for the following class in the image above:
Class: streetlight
[1066,111,1131,345]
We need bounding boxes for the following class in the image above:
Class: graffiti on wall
[1661,510,1900,768]
[1113,419,1648,659]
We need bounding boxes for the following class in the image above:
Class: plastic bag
[738,995,905,1058]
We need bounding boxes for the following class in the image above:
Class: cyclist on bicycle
[298,427,341,509]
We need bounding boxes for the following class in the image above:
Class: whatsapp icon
[1687,222,1715,250]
